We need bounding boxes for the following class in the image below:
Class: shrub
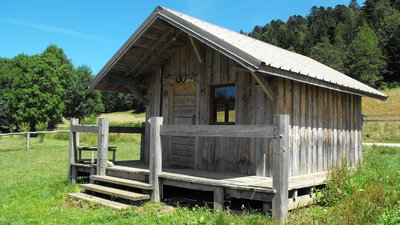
[19,122,31,132]
[35,122,48,143]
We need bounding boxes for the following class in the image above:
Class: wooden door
[170,82,196,168]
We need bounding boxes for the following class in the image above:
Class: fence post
[68,118,79,183]
[26,133,30,151]
[97,118,109,176]
[149,117,163,202]
[271,114,289,224]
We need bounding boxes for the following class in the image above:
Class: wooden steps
[67,192,130,210]
[79,183,150,201]
[90,175,153,190]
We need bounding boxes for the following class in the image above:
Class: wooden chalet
[67,6,387,222]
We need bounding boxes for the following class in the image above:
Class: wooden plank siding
[146,38,362,176]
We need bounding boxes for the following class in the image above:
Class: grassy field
[362,87,400,143]
[0,135,399,224]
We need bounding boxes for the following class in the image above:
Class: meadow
[362,87,400,143]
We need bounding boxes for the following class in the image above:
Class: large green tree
[346,24,386,87]
[0,45,109,131]
[63,66,104,120]
[9,51,67,130]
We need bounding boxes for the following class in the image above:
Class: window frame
[209,82,236,125]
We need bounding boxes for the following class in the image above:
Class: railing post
[68,118,79,183]
[140,122,146,162]
[149,116,163,202]
[272,114,289,224]
[97,118,109,176]
[26,132,30,151]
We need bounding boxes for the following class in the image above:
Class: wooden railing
[68,118,145,182]
[363,114,400,123]
[148,114,290,222]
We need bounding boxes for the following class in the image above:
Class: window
[210,84,236,124]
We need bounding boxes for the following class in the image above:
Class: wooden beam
[271,114,290,223]
[124,29,173,77]
[251,72,275,101]
[160,125,275,138]
[213,187,224,211]
[125,83,148,106]
[134,36,175,76]
[103,75,148,105]
[188,35,202,64]
[109,126,145,134]
[69,118,79,183]
[149,117,163,202]
[97,118,109,176]
[71,125,98,133]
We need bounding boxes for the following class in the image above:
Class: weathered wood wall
[275,79,362,176]
[144,37,362,176]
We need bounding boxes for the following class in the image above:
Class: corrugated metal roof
[158,7,387,100]
[90,6,387,100]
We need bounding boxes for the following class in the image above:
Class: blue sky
[0,0,356,75]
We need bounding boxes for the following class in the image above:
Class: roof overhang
[90,6,388,101]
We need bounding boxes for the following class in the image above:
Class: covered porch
[68,114,326,221]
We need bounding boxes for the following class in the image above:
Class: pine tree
[346,24,386,87]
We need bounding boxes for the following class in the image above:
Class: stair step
[80,183,150,201]
[67,192,130,210]
[90,175,153,190]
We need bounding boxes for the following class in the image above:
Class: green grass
[363,122,400,143]
[57,110,146,130]
[1,135,399,224]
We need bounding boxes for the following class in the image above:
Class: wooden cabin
[67,6,387,223]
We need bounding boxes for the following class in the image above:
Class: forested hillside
[248,0,400,88]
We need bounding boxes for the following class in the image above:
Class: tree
[349,0,360,10]
[101,92,145,113]
[363,0,396,29]
[309,37,345,72]
[379,12,400,85]
[63,66,104,120]
[346,24,386,87]
[10,52,66,130]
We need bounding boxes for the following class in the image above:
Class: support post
[68,118,79,182]
[149,117,163,202]
[140,122,146,162]
[97,118,109,176]
[26,133,30,151]
[213,187,224,211]
[272,114,290,224]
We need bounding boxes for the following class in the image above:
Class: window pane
[212,85,235,123]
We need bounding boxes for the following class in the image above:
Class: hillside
[362,87,400,143]
[362,87,400,116]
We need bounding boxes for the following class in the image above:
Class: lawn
[0,134,399,224]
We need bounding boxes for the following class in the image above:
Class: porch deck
[111,160,326,192]
[72,159,326,211]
